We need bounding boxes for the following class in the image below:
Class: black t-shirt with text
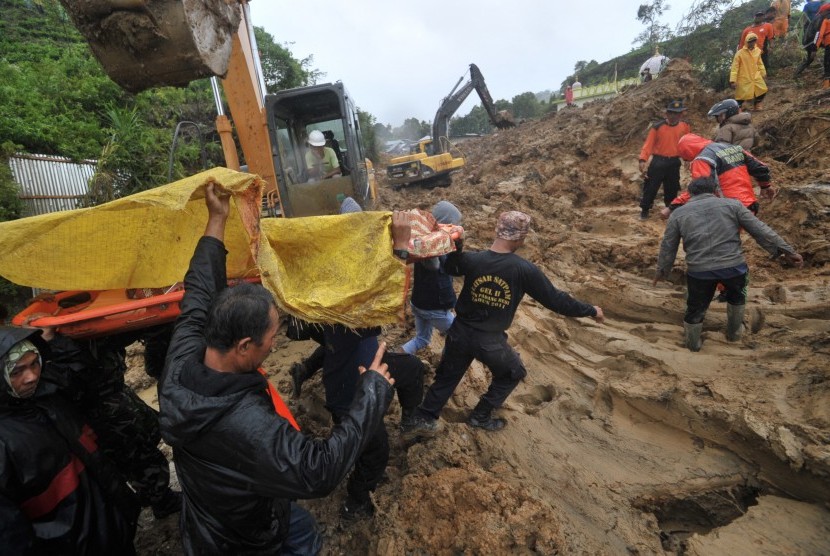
[445,249,596,333]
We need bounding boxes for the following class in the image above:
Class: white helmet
[307,130,326,147]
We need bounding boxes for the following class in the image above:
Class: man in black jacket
[158,182,396,555]
[404,211,605,435]
[0,326,139,554]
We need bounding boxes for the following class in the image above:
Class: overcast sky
[250,1,705,128]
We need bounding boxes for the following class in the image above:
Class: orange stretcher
[13,279,260,339]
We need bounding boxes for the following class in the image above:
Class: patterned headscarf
[3,340,40,398]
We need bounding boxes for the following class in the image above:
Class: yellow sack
[0,169,406,327]
[259,212,406,327]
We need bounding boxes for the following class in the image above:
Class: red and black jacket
[0,327,138,555]
[671,133,771,210]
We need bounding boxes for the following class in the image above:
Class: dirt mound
[134,61,830,554]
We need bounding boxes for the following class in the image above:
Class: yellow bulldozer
[386,64,515,189]
[59,0,375,216]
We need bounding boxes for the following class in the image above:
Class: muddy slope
[134,60,830,555]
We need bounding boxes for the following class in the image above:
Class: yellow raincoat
[730,46,767,102]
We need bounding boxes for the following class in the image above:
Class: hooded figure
[0,326,138,554]
[730,32,768,108]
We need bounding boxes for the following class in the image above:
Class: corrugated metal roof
[8,153,96,216]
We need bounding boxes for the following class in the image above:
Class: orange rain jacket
[670,134,771,210]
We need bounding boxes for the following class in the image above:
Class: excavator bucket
[58,0,241,93]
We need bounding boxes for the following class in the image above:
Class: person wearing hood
[655,177,802,352]
[708,98,758,151]
[730,33,768,111]
[401,200,463,358]
[0,327,139,554]
[158,183,397,555]
[662,133,776,219]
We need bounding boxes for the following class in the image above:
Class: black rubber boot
[467,400,506,431]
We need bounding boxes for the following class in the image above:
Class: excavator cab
[265,83,374,217]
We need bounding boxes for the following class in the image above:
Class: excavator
[59,0,374,217]
[386,64,514,189]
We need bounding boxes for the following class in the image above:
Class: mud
[130,61,830,554]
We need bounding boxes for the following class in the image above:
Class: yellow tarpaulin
[0,169,406,327]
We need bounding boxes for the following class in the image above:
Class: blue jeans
[402,303,455,354]
[280,503,322,555]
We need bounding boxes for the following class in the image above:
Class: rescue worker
[661,133,777,218]
[403,211,604,435]
[817,4,830,89]
[0,326,139,554]
[637,99,691,220]
[731,33,768,111]
[401,200,462,355]
[738,11,775,68]
[306,129,341,181]
[655,177,803,351]
[158,183,397,555]
[708,99,758,151]
[795,2,830,78]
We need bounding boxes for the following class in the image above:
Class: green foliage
[357,109,379,163]
[450,105,493,135]
[0,141,23,298]
[511,92,543,119]
[254,27,323,93]
[635,0,672,48]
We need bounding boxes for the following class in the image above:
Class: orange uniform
[639,119,691,161]
[738,23,774,49]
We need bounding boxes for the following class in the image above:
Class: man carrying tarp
[158,183,398,555]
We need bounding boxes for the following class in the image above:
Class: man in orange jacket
[637,99,691,220]
[661,133,777,219]
[817,4,830,89]
[739,11,775,68]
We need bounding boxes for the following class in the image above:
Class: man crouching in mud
[403,210,605,436]
[159,182,395,555]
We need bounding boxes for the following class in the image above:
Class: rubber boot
[726,303,746,342]
[753,100,763,111]
[467,400,506,431]
[684,322,703,352]
[823,79,830,90]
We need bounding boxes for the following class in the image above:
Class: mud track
[131,61,830,554]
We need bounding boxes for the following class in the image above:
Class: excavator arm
[431,63,515,154]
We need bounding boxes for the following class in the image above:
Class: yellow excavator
[59,0,375,216]
[386,64,514,189]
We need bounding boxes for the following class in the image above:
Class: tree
[357,108,379,163]
[254,27,323,93]
[511,92,543,119]
[634,0,672,49]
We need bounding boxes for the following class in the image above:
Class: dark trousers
[280,503,322,556]
[419,320,527,420]
[824,45,830,79]
[640,157,681,211]
[685,272,748,324]
[322,328,388,504]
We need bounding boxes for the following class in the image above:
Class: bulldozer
[386,64,514,189]
[59,0,374,216]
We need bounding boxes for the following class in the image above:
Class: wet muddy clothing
[0,327,138,555]
[46,333,171,508]
[160,237,392,555]
[418,247,596,418]
[658,194,795,276]
[638,119,690,211]
[673,135,771,210]
[714,112,758,151]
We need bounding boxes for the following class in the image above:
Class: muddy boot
[684,322,703,352]
[753,100,764,111]
[400,410,440,441]
[399,407,416,432]
[823,79,830,90]
[467,400,506,431]
[726,303,746,342]
[340,493,374,521]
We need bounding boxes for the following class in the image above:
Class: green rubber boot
[684,322,703,352]
[726,303,746,342]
